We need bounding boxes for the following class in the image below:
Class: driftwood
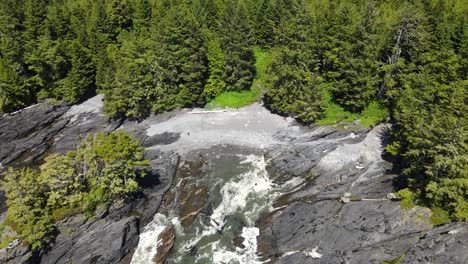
[188,110,227,114]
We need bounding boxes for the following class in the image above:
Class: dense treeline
[1,131,148,249]
[0,0,258,119]
[0,0,466,230]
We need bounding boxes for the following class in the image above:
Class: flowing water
[131,151,304,264]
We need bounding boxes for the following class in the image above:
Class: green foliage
[1,168,55,251]
[100,32,156,119]
[219,0,256,91]
[397,188,416,210]
[251,47,272,90]
[152,3,208,111]
[202,29,226,101]
[205,90,260,109]
[430,207,451,226]
[1,130,148,250]
[76,130,148,198]
[316,93,388,127]
[264,4,326,123]
[205,47,268,109]
[389,77,467,220]
[52,207,82,221]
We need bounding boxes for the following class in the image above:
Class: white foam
[131,214,177,264]
[212,227,263,264]
[210,155,274,229]
[132,154,294,264]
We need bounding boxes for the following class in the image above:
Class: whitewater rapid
[131,154,304,264]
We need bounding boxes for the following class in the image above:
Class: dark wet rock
[0,102,70,167]
[141,132,181,147]
[259,125,468,264]
[40,216,140,264]
[154,225,176,264]
[174,159,210,229]
[0,243,35,264]
[179,185,209,229]
[50,112,122,155]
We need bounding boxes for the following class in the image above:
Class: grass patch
[205,47,271,109]
[205,90,260,109]
[316,93,388,127]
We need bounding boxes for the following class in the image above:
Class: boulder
[154,225,176,264]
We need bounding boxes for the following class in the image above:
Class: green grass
[205,47,271,109]
[205,90,260,109]
[316,93,388,127]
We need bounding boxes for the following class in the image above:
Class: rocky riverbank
[0,96,467,264]
[259,124,468,263]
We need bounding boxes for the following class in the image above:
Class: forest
[0,0,466,246]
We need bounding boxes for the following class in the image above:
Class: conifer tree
[151,3,208,112]
[2,168,55,250]
[219,0,255,91]
[265,0,324,123]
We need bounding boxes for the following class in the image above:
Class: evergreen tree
[265,0,324,123]
[75,130,147,198]
[39,154,84,209]
[327,1,382,112]
[102,30,156,119]
[151,3,208,112]
[1,168,55,250]
[219,0,255,91]
[202,29,226,100]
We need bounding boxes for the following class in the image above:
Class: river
[131,149,303,264]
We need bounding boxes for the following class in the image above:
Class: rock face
[258,124,468,264]
[41,216,140,264]
[0,102,70,167]
[0,96,179,264]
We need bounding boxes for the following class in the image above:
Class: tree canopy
[1,130,148,250]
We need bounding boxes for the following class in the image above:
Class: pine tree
[202,29,226,100]
[327,1,382,112]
